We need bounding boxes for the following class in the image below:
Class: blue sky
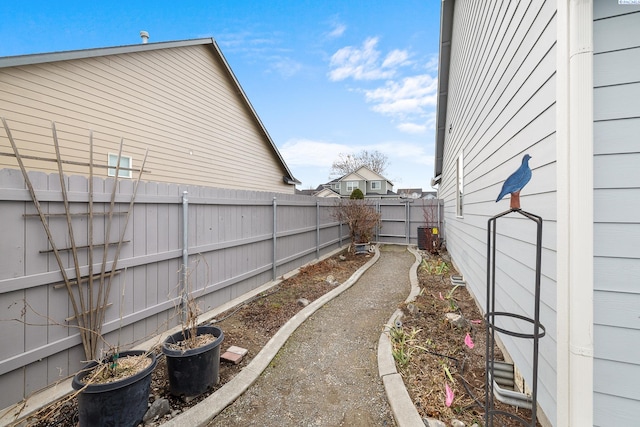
[0,0,442,191]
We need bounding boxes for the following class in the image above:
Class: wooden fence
[0,167,442,410]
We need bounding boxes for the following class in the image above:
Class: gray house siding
[593,3,640,425]
[438,0,557,424]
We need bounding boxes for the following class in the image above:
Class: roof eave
[0,38,216,68]
[434,0,455,181]
[208,39,300,186]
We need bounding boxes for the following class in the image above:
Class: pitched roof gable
[338,166,392,185]
[0,38,300,185]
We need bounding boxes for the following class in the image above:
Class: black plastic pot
[161,325,224,397]
[71,350,157,427]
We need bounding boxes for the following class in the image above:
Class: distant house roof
[336,166,393,185]
[0,38,300,186]
[314,187,341,198]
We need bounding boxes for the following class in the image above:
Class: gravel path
[207,244,413,426]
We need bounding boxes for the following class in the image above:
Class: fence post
[376,200,381,241]
[181,190,189,323]
[316,200,320,259]
[406,200,411,244]
[272,197,277,280]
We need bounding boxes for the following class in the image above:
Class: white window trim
[346,181,358,192]
[108,153,133,178]
[371,180,381,190]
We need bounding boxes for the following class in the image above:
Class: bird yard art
[496,154,532,210]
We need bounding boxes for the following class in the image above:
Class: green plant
[388,325,422,367]
[445,284,460,311]
[420,258,450,275]
[350,188,364,199]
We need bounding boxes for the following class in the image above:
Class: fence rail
[0,167,442,410]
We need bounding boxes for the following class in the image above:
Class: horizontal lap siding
[593,3,640,425]
[441,0,557,423]
[0,45,290,193]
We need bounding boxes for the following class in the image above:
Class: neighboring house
[396,188,437,199]
[313,187,341,198]
[0,37,299,193]
[323,166,395,198]
[433,1,639,426]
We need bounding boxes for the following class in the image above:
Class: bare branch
[330,150,389,178]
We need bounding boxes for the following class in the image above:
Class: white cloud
[327,22,346,39]
[328,37,409,81]
[279,139,351,167]
[425,55,439,72]
[372,141,433,167]
[381,49,410,68]
[364,74,437,117]
[397,122,427,134]
[267,56,303,78]
[218,30,302,77]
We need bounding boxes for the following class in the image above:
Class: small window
[333,183,340,190]
[456,154,464,217]
[108,153,133,178]
[346,181,358,192]
[371,181,381,190]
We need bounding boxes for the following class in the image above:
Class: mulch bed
[25,249,370,427]
[397,252,541,426]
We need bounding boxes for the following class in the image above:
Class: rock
[325,275,339,286]
[452,419,466,427]
[297,298,310,307]
[143,398,171,423]
[445,312,469,329]
[339,255,346,261]
[423,418,446,427]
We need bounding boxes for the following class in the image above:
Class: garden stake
[87,131,95,351]
[52,122,91,353]
[2,117,90,358]
[97,148,148,345]
[93,137,124,357]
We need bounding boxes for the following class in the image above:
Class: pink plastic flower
[445,383,454,407]
[470,319,482,324]
[439,292,444,300]
[465,333,475,349]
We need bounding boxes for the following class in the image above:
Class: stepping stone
[221,346,248,364]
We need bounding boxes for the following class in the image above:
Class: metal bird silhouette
[496,154,532,210]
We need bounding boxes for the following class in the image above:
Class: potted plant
[71,349,157,427]
[161,264,224,398]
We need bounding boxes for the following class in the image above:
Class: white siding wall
[593,3,640,425]
[0,44,293,193]
[440,0,557,423]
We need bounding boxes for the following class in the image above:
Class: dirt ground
[26,249,370,427]
[399,253,540,426]
[25,246,540,427]
[207,243,412,426]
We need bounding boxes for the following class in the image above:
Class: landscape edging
[0,245,351,427]
[377,245,426,426]
[163,245,382,427]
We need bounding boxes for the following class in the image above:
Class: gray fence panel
[0,168,444,411]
